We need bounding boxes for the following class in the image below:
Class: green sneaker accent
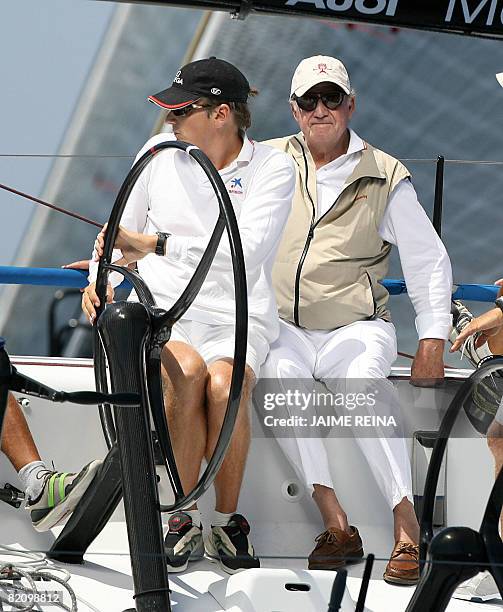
[27,460,102,532]
[48,473,58,508]
[58,473,69,503]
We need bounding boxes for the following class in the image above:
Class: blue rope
[0,266,498,302]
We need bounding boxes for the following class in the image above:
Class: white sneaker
[453,571,501,602]
[27,460,103,532]
[164,512,204,572]
[205,514,260,574]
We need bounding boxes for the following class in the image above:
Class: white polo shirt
[89,133,295,343]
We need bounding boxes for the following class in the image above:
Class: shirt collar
[316,129,364,174]
[224,134,254,170]
[236,134,254,164]
[347,129,365,156]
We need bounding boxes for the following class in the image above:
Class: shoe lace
[315,530,339,546]
[34,468,55,484]
[392,542,419,560]
[35,465,70,491]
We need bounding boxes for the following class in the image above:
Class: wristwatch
[155,232,171,256]
[495,296,503,313]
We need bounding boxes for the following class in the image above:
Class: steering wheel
[93,140,248,512]
[419,357,503,558]
[0,338,10,441]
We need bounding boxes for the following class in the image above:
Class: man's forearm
[417,338,445,351]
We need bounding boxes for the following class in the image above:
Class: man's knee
[161,341,207,388]
[487,421,503,456]
[207,360,255,408]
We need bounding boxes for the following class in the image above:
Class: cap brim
[148,85,199,110]
[496,73,503,88]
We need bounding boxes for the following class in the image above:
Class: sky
[0,0,115,266]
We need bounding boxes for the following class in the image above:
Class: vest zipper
[293,138,316,326]
[292,138,363,326]
[294,224,315,325]
[365,271,378,319]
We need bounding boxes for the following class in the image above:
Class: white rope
[0,545,104,612]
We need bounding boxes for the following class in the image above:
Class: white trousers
[259,318,413,509]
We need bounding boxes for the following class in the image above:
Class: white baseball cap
[290,55,351,98]
[496,73,503,88]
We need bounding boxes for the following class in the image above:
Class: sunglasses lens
[295,96,317,111]
[323,92,344,109]
[295,91,345,111]
[172,106,190,117]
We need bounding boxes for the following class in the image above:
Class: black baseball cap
[148,57,251,110]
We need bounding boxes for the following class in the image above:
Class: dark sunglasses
[293,91,346,112]
[170,102,213,117]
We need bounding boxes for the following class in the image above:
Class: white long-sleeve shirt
[316,130,452,340]
[89,133,296,343]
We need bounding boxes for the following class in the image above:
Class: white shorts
[169,318,269,378]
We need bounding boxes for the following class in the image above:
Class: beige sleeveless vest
[265,132,410,330]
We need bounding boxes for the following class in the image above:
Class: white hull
[0,358,499,611]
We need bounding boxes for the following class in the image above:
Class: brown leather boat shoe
[308,526,364,570]
[383,541,420,585]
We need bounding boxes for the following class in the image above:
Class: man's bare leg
[1,392,40,471]
[487,423,503,536]
[312,484,350,532]
[204,359,255,513]
[160,342,209,571]
[487,324,503,356]
[312,485,419,543]
[308,487,364,572]
[393,497,420,544]
[161,342,208,497]
[202,359,261,573]
[1,392,103,532]
[486,309,503,536]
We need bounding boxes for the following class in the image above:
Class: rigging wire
[0,151,502,235]
[2,153,503,164]
[0,154,133,159]
[0,183,101,229]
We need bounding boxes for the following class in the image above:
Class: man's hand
[93,224,157,266]
[81,281,114,325]
[410,338,445,387]
[62,260,90,270]
[450,308,503,353]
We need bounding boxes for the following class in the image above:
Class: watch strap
[495,296,503,313]
[155,232,171,256]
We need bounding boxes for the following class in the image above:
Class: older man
[261,55,452,584]
[83,58,295,574]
